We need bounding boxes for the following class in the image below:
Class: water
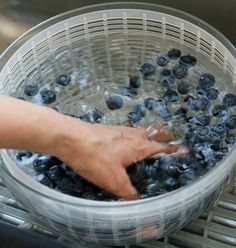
[7,34,236,197]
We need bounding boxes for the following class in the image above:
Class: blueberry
[146,181,159,195]
[212,124,226,136]
[215,147,229,159]
[129,76,141,88]
[179,169,196,186]
[24,85,39,96]
[128,111,142,123]
[179,54,197,67]
[40,175,54,188]
[199,74,215,89]
[172,64,188,79]
[92,108,104,123]
[201,147,215,162]
[160,69,175,87]
[158,156,178,176]
[175,107,187,119]
[140,63,155,77]
[56,177,75,194]
[18,97,26,100]
[163,178,179,190]
[195,127,209,142]
[47,165,65,181]
[74,178,85,194]
[145,165,157,179]
[225,115,236,129]
[158,106,172,119]
[78,113,94,123]
[56,74,70,86]
[33,156,62,173]
[156,56,170,66]
[178,81,189,94]
[225,133,236,144]
[195,112,211,126]
[212,105,228,118]
[206,88,219,100]
[207,132,221,146]
[196,97,211,111]
[164,89,179,102]
[16,151,33,161]
[118,86,137,98]
[167,48,181,60]
[144,98,158,110]
[40,89,56,104]
[106,95,123,110]
[223,93,236,107]
[132,104,146,117]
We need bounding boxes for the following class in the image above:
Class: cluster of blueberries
[16,48,236,201]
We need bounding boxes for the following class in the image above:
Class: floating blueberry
[179,54,197,67]
[56,177,75,194]
[164,89,179,102]
[160,69,175,87]
[129,76,141,88]
[16,151,33,161]
[132,104,146,117]
[156,55,170,66]
[225,133,236,144]
[24,85,39,96]
[199,74,215,89]
[175,107,187,119]
[47,165,65,181]
[207,132,221,146]
[195,113,211,126]
[212,105,228,118]
[92,108,104,123]
[172,64,188,79]
[223,93,236,107]
[178,81,189,94]
[106,95,123,110]
[128,111,142,123]
[212,124,226,136]
[140,63,155,77]
[206,88,219,100]
[144,98,158,110]
[118,86,138,98]
[167,48,181,60]
[56,74,70,86]
[225,115,236,129]
[40,89,56,104]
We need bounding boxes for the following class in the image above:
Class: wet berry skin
[132,104,146,117]
[129,76,141,88]
[212,105,227,118]
[223,93,236,107]
[40,89,56,104]
[206,88,219,100]
[24,85,39,96]
[56,177,75,194]
[140,63,155,77]
[167,48,181,60]
[16,151,33,161]
[128,111,142,123]
[47,165,65,181]
[179,54,197,67]
[118,86,137,98]
[212,124,226,136]
[199,74,215,89]
[225,115,236,129]
[40,175,54,188]
[33,156,62,173]
[156,56,170,66]
[172,64,188,79]
[56,74,70,86]
[144,98,158,110]
[225,133,236,144]
[106,95,123,110]
[178,81,189,94]
[164,89,179,102]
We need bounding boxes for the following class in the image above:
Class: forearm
[0,95,82,156]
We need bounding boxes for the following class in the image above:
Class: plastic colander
[0,2,235,246]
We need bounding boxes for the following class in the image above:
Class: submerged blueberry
[212,105,228,118]
[140,63,155,77]
[40,175,54,188]
[194,127,209,142]
[132,104,146,117]
[24,85,39,96]
[207,132,221,146]
[178,81,189,94]
[129,76,141,88]
[179,54,197,67]
[156,56,169,66]
[106,95,123,110]
[179,169,196,186]
[195,113,211,126]
[223,93,236,107]
[16,151,33,161]
[199,74,215,89]
[56,177,75,194]
[175,107,187,119]
[128,111,142,123]
[172,64,188,79]
[212,124,226,136]
[225,133,236,144]
[160,69,175,87]
[164,89,179,102]
[163,178,179,190]
[47,165,65,181]
[92,108,104,123]
[118,86,138,98]
[225,115,236,129]
[56,74,70,86]
[206,88,219,100]
[167,48,181,60]
[144,98,158,110]
[40,89,56,104]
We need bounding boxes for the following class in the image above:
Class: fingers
[146,124,175,142]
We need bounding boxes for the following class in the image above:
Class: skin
[0,95,181,198]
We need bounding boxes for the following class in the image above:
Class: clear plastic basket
[0,2,235,246]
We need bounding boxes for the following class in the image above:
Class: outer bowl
[0,2,236,246]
